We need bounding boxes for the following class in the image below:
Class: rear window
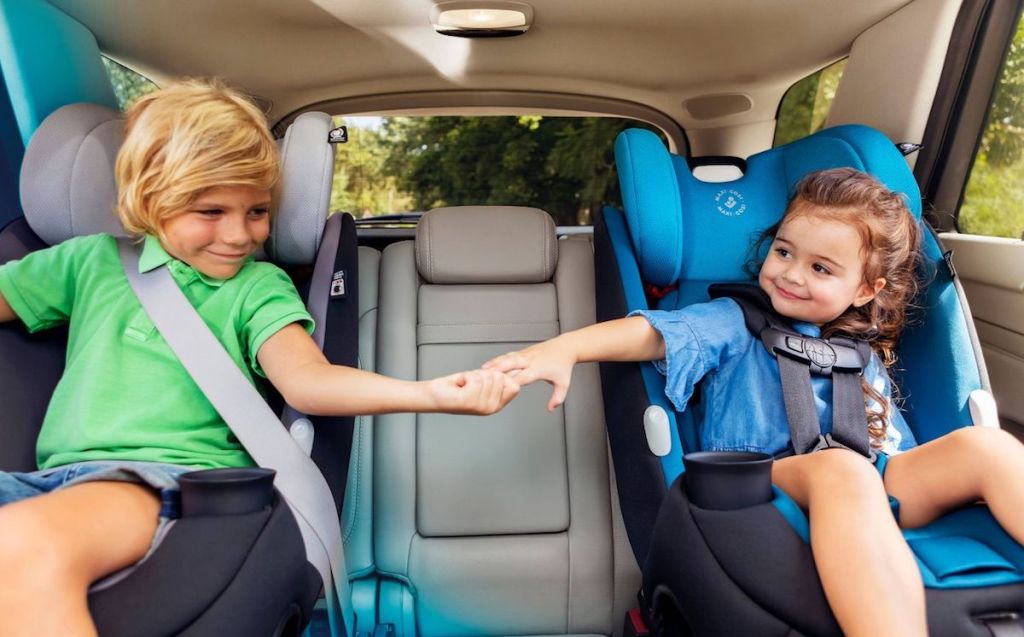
[330,115,665,227]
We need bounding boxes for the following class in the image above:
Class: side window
[774,59,847,147]
[101,57,158,111]
[959,18,1024,238]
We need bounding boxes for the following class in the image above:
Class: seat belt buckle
[623,608,651,637]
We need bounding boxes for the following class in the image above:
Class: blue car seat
[0,103,358,637]
[594,125,1024,636]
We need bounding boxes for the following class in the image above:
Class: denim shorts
[0,460,194,520]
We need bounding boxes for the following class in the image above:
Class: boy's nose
[220,214,252,245]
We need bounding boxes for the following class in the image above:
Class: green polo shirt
[0,233,314,470]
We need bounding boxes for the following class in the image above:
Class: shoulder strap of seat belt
[117,238,352,637]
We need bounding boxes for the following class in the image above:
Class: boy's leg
[884,426,1024,538]
[773,449,926,637]
[0,481,160,637]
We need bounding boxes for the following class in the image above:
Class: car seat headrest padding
[21,104,333,266]
[614,124,922,286]
[415,206,558,284]
[20,103,125,244]
[266,111,332,266]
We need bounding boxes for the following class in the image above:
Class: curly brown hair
[755,168,923,446]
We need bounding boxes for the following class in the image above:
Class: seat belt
[117,238,352,637]
[708,283,873,458]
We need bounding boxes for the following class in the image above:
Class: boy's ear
[853,277,886,307]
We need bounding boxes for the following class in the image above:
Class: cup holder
[683,451,773,510]
[178,467,276,517]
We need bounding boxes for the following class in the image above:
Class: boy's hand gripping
[426,368,521,415]
[483,339,577,411]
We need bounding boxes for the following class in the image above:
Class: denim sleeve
[866,354,918,454]
[629,298,750,412]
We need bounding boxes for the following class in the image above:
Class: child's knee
[0,506,78,582]
[807,448,884,496]
[948,425,1021,459]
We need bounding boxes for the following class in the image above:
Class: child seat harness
[707,283,874,459]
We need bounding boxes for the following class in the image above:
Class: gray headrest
[266,111,333,265]
[19,104,333,265]
[20,103,125,243]
[415,206,558,284]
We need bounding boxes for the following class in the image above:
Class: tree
[380,115,662,226]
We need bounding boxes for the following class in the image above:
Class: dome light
[431,2,533,38]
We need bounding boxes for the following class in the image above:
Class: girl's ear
[853,277,887,308]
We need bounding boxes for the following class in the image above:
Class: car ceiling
[48,0,914,130]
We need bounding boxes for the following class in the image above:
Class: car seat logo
[714,189,746,217]
[804,340,837,369]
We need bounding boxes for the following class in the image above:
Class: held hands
[426,368,521,415]
[482,337,576,411]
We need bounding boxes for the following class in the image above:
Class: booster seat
[0,103,358,636]
[595,125,1024,636]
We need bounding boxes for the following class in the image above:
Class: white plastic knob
[968,389,1000,428]
[289,417,315,456]
[643,405,673,457]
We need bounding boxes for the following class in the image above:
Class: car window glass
[958,17,1024,238]
[774,59,847,147]
[101,57,158,111]
[330,115,665,226]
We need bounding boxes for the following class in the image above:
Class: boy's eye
[812,263,832,275]
[249,208,270,217]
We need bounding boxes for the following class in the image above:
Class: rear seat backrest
[374,206,618,636]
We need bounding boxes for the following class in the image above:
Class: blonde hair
[114,78,280,237]
[769,168,923,447]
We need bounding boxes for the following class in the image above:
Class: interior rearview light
[431,2,533,37]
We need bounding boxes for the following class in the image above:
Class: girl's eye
[249,208,270,217]
[196,209,222,217]
[774,247,790,258]
[812,263,832,275]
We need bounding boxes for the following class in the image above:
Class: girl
[0,79,519,637]
[485,168,1024,637]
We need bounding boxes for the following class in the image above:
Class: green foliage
[961,18,1024,237]
[329,119,412,218]
[774,59,846,147]
[101,58,158,111]
[369,116,662,226]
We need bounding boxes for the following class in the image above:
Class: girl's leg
[0,481,160,637]
[884,426,1024,538]
[774,449,926,637]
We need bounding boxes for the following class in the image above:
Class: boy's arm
[257,323,519,417]
[0,291,15,323]
[483,315,665,410]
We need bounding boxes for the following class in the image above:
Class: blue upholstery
[610,123,1014,590]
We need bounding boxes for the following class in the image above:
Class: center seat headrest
[19,103,333,266]
[415,206,558,284]
[614,125,922,289]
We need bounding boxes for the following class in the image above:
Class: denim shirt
[632,297,917,457]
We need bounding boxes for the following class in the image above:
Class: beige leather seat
[373,206,639,637]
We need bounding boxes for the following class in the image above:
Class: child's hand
[426,368,521,415]
[483,339,576,411]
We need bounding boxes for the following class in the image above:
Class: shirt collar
[792,321,822,338]
[138,235,228,288]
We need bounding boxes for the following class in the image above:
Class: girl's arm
[257,323,520,416]
[483,315,665,411]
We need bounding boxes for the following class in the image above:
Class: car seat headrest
[415,206,558,284]
[20,103,333,266]
[20,103,125,243]
[614,125,922,287]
